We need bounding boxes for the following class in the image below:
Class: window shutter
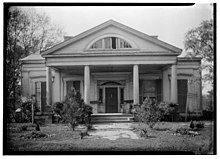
[41,82,46,111]
[35,82,41,111]
[177,80,188,112]
[156,79,162,103]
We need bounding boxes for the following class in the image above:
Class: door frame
[98,85,125,113]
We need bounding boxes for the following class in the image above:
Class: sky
[34,4,213,56]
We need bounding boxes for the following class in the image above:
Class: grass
[6,121,214,154]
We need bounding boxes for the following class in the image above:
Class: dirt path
[88,123,139,140]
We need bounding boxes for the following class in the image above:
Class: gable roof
[41,20,182,56]
[20,50,44,61]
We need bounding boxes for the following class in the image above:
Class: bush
[135,97,175,128]
[53,89,93,130]
[17,125,28,132]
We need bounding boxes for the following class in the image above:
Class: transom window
[90,37,132,49]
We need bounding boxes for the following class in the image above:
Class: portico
[45,54,178,113]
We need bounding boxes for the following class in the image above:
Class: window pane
[120,88,124,103]
[35,82,41,112]
[66,81,73,94]
[99,88,103,103]
[119,38,132,48]
[66,81,80,94]
[73,81,80,92]
[104,37,111,49]
[142,80,156,99]
[90,37,132,49]
[112,37,116,49]
[91,39,102,49]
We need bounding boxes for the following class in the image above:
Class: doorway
[105,87,118,113]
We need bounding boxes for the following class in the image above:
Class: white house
[20,20,202,115]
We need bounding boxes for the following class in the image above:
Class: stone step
[91,113,134,123]
[91,120,133,124]
[92,113,132,117]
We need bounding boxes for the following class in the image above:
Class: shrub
[52,102,64,122]
[54,89,93,130]
[17,125,28,132]
[135,97,176,128]
[195,121,205,129]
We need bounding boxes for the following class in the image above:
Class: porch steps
[91,113,134,123]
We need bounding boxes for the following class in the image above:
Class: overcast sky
[34,4,213,55]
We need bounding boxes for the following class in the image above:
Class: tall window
[35,81,46,112]
[66,81,80,94]
[120,88,124,104]
[90,37,132,50]
[139,80,162,104]
[98,88,103,103]
[177,79,188,113]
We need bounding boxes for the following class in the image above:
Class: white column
[84,65,90,104]
[46,67,52,105]
[55,69,61,101]
[133,64,139,105]
[171,64,177,103]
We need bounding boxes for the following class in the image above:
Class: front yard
[6,121,214,154]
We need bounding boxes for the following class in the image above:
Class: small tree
[53,88,93,130]
[135,97,175,128]
[184,19,213,93]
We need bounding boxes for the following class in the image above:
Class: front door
[105,87,118,113]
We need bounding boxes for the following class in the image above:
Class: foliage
[20,131,48,139]
[135,97,175,128]
[203,89,214,111]
[139,128,149,138]
[170,127,200,137]
[15,97,39,123]
[53,102,64,116]
[5,7,64,122]
[17,125,28,132]
[190,120,205,130]
[53,89,93,130]
[184,19,213,84]
[195,121,205,129]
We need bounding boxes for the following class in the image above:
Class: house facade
[20,20,202,115]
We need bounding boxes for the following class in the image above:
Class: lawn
[5,121,214,154]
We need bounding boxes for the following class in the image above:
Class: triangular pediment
[42,20,182,57]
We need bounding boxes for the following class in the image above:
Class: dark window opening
[99,88,103,103]
[73,81,80,92]
[178,79,188,113]
[35,81,46,112]
[112,37,116,49]
[120,88,124,103]
[66,81,80,94]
